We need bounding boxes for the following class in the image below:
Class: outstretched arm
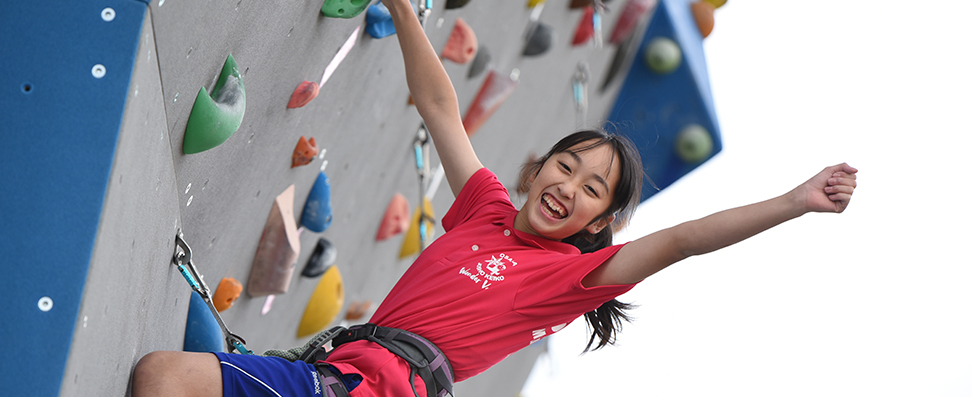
[384,0,483,197]
[585,163,859,286]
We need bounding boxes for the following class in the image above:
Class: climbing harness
[172,229,253,355]
[413,123,437,251]
[267,324,454,397]
[573,62,590,126]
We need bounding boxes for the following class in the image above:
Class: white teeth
[542,194,566,218]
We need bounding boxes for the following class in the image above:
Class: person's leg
[132,351,222,397]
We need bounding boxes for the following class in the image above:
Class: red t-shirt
[326,168,635,395]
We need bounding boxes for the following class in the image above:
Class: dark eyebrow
[567,151,610,195]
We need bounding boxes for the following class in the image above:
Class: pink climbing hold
[572,6,595,46]
[376,193,410,241]
[287,81,320,109]
[292,136,318,168]
[462,70,518,137]
[441,18,478,64]
[609,0,657,45]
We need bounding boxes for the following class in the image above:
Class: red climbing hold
[376,193,410,241]
[287,81,320,109]
[462,70,518,137]
[572,6,595,46]
[292,136,318,168]
[609,0,657,45]
[441,18,478,64]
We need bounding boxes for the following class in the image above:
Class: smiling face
[514,140,621,241]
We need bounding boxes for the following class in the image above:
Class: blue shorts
[213,352,322,397]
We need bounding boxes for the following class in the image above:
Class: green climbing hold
[183,54,246,154]
[321,0,369,19]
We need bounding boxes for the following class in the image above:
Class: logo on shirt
[530,323,568,343]
[458,254,518,290]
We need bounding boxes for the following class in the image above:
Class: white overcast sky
[523,1,972,396]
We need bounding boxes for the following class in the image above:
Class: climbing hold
[691,1,715,38]
[213,278,243,312]
[462,69,518,136]
[301,167,333,233]
[445,0,471,9]
[247,185,300,297]
[609,0,656,45]
[528,0,546,8]
[599,32,637,92]
[183,293,226,353]
[321,0,369,19]
[302,238,337,278]
[399,197,435,258]
[442,18,478,64]
[292,136,319,168]
[376,193,410,241]
[569,0,594,8]
[366,2,396,39]
[287,81,319,109]
[572,6,595,46]
[702,0,727,8]
[644,37,681,74]
[344,300,372,322]
[321,27,360,88]
[675,124,714,163]
[523,22,554,56]
[467,44,491,78]
[297,266,345,338]
[183,54,246,154]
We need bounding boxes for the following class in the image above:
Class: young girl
[132,1,858,395]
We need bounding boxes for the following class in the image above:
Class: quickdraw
[172,229,252,355]
[573,62,590,126]
[417,0,433,29]
[412,123,437,251]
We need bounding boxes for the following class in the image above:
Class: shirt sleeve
[441,168,516,232]
[514,243,637,318]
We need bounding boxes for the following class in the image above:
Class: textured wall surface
[3,0,667,395]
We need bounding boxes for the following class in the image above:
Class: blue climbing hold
[301,171,333,233]
[183,293,225,353]
[366,2,396,39]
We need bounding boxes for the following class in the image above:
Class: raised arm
[585,163,859,286]
[384,0,483,197]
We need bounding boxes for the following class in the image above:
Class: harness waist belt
[327,323,455,397]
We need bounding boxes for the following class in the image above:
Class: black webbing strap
[331,324,455,397]
[315,365,350,397]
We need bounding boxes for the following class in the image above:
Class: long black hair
[518,129,644,352]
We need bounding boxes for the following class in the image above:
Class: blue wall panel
[0,1,147,395]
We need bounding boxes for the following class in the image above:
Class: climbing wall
[0,0,721,395]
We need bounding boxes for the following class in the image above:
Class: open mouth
[541,193,567,219]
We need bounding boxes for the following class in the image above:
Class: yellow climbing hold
[398,197,435,259]
[297,266,345,338]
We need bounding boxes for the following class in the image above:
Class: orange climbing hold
[213,278,243,312]
[462,70,518,137]
[692,1,715,38]
[292,136,318,168]
[441,18,478,64]
[287,81,320,109]
[344,300,372,322]
[572,6,595,46]
[376,193,410,241]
